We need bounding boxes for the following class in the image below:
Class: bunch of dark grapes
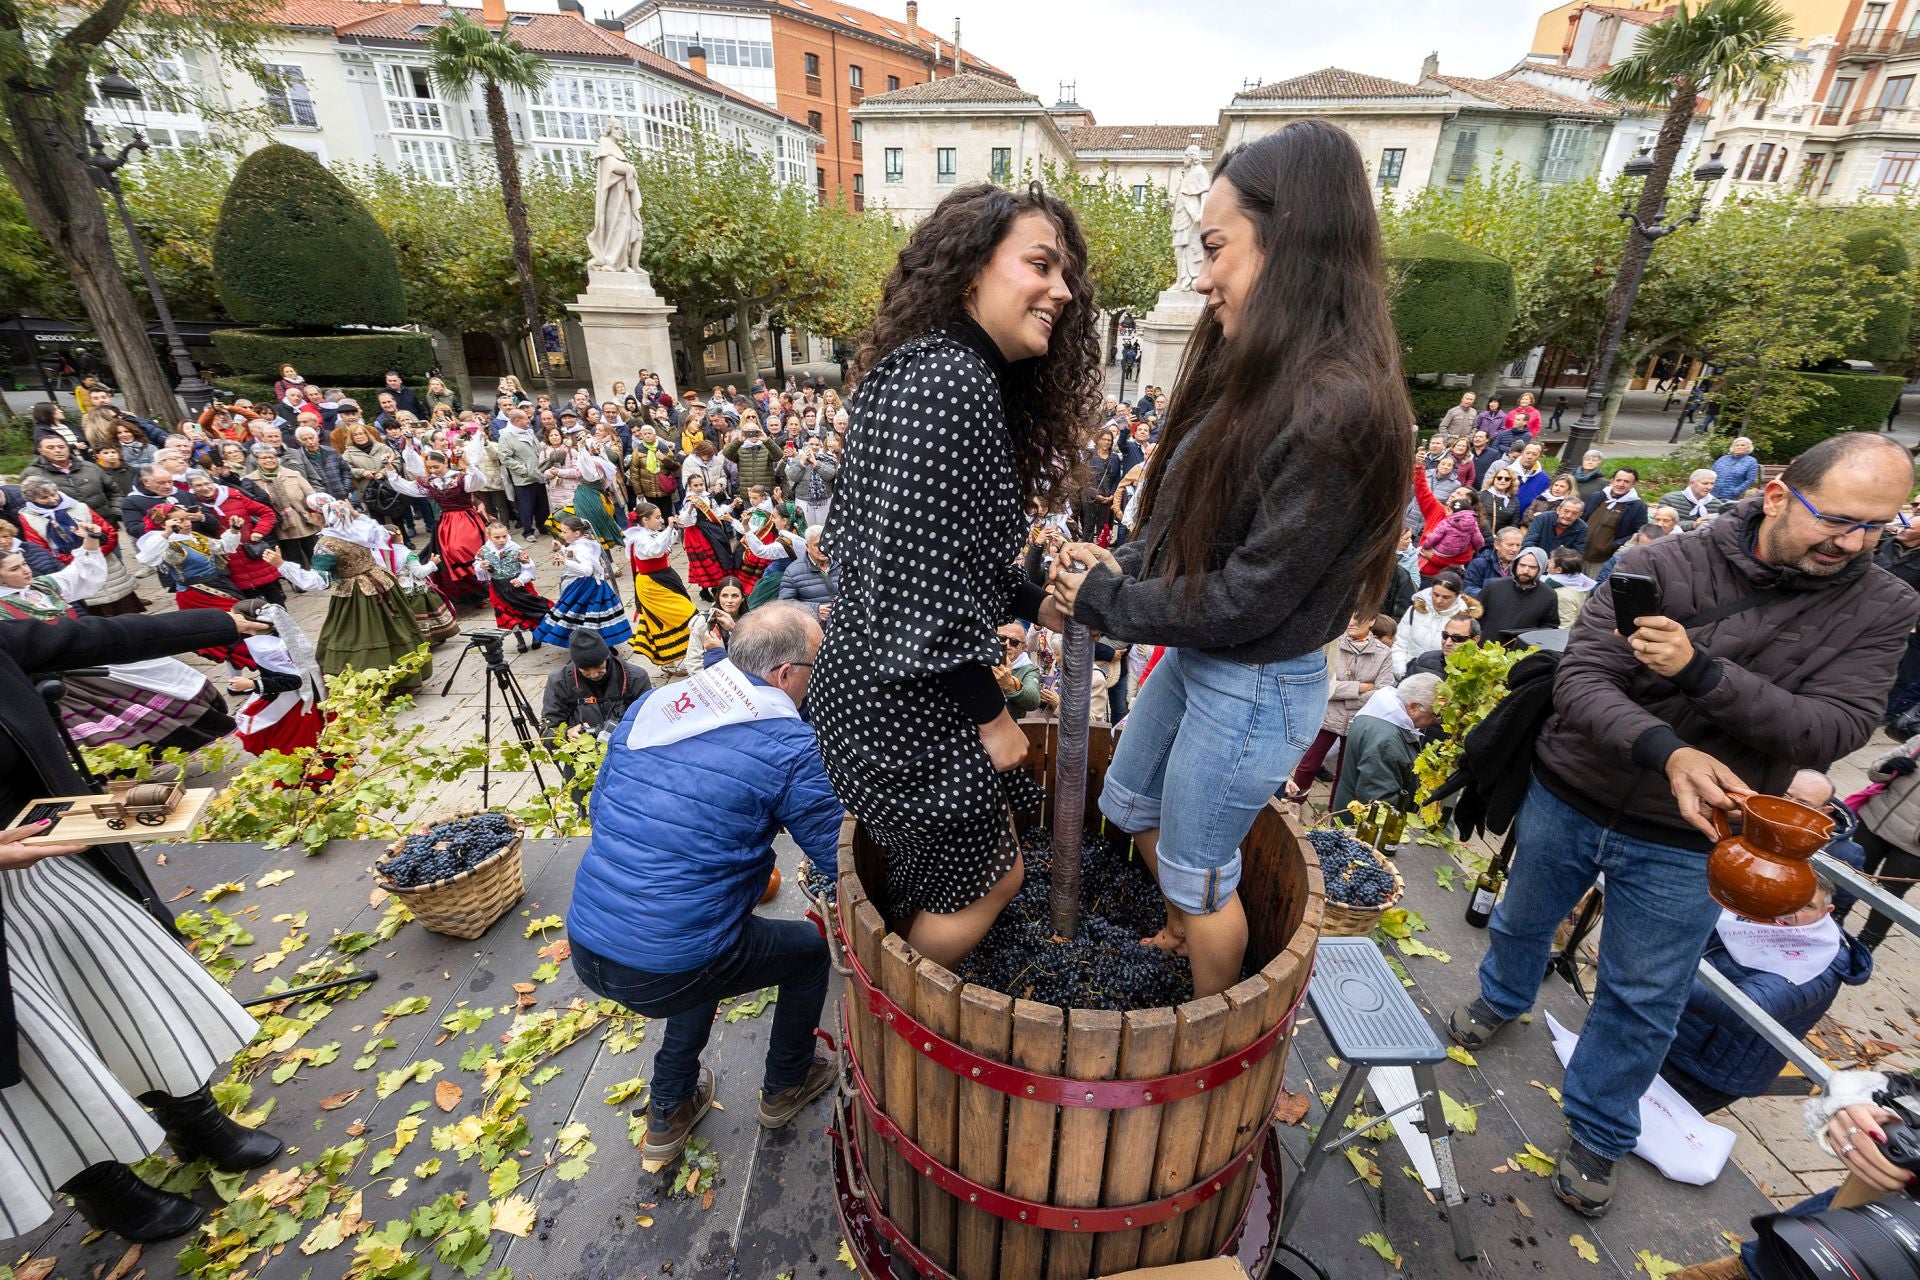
[380,813,516,889]
[1306,827,1398,909]
[799,855,836,905]
[953,827,1193,1013]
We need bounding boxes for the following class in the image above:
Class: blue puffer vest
[566,682,843,974]
[1666,928,1873,1099]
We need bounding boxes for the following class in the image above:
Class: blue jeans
[1478,778,1723,1159]
[1099,648,1328,914]
[570,915,830,1119]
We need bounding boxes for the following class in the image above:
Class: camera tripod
[440,631,555,809]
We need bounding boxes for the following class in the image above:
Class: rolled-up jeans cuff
[1099,773,1160,834]
[1160,850,1242,914]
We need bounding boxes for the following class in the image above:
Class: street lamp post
[1557,148,1727,470]
[44,69,214,415]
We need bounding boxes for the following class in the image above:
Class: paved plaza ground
[3,396,1920,1277]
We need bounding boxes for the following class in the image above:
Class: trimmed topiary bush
[210,329,433,383]
[1723,369,1905,462]
[1837,227,1914,369]
[1388,233,1516,378]
[213,145,406,329]
[1408,385,1466,430]
[213,379,391,409]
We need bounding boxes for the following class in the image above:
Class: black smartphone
[1610,572,1663,637]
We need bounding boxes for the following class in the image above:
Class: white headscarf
[246,603,325,710]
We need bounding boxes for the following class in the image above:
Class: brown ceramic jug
[1707,794,1833,920]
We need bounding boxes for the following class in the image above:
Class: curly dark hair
[848,181,1102,512]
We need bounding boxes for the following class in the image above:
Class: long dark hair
[1136,120,1412,613]
[849,181,1102,512]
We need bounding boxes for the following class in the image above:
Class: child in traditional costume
[307,499,430,688]
[622,503,693,672]
[228,598,334,786]
[533,517,632,652]
[473,521,552,653]
[676,473,738,601]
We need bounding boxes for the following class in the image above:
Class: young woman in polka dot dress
[810,183,1103,967]
[1050,121,1416,998]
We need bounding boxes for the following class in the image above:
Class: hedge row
[214,379,391,411]
[212,145,407,329]
[1388,232,1516,378]
[1725,369,1905,462]
[1409,386,1465,430]
[210,328,434,382]
[1838,228,1914,370]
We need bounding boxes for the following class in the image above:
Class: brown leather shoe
[1672,1258,1745,1280]
[640,1067,714,1170]
[758,1054,836,1129]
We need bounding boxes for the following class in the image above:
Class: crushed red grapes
[952,827,1194,1012]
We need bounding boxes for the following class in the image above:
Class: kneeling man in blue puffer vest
[567,601,843,1168]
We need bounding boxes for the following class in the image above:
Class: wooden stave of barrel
[835,719,1325,1279]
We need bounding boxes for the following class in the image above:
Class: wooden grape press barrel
[823,718,1325,1279]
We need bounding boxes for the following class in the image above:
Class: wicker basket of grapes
[1307,826,1405,937]
[375,811,526,939]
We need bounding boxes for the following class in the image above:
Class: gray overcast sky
[940,0,1556,124]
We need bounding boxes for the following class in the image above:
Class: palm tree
[1562,0,1794,451]
[426,13,554,393]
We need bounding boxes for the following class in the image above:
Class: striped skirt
[631,565,694,667]
[534,576,633,650]
[59,674,232,755]
[0,856,256,1236]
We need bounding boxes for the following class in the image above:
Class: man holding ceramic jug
[1447,433,1920,1220]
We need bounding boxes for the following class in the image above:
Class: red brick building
[622,0,1017,207]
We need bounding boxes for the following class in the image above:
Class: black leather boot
[61,1161,204,1242]
[138,1087,285,1172]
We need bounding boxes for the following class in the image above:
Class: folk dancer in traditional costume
[473,521,553,653]
[0,532,231,752]
[136,505,253,669]
[384,449,489,609]
[14,478,144,616]
[622,503,693,671]
[228,598,334,786]
[533,516,632,652]
[675,473,739,601]
[307,499,430,689]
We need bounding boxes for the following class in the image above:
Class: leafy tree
[115,147,233,322]
[784,199,903,341]
[1573,0,1796,442]
[630,129,831,383]
[350,160,594,344]
[1035,162,1174,316]
[426,13,552,392]
[0,181,75,318]
[0,0,268,417]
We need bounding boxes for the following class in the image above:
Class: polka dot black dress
[811,320,1046,921]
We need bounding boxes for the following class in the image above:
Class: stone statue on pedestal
[586,124,645,274]
[1171,144,1210,293]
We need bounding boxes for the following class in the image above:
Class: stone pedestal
[1136,287,1205,394]
[567,268,679,400]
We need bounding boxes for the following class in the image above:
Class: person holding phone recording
[1450,433,1920,1221]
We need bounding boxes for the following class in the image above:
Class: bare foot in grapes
[1141,926,1189,956]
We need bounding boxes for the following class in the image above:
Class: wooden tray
[9,788,215,846]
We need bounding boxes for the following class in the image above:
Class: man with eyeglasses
[1450,433,1920,1222]
[1407,614,1479,680]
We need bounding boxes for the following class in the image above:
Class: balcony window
[848,64,862,87]
[884,146,902,182]
[262,63,317,128]
[1798,152,1826,190]
[1880,75,1914,110]
[990,146,1011,183]
[1131,183,1149,204]
[1872,148,1919,194]
[379,63,444,134]
[1734,143,1752,178]
[936,146,956,183]
[1820,151,1846,196]
[1750,142,1774,180]
[1377,147,1405,189]
[396,136,458,185]
[1770,145,1790,181]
